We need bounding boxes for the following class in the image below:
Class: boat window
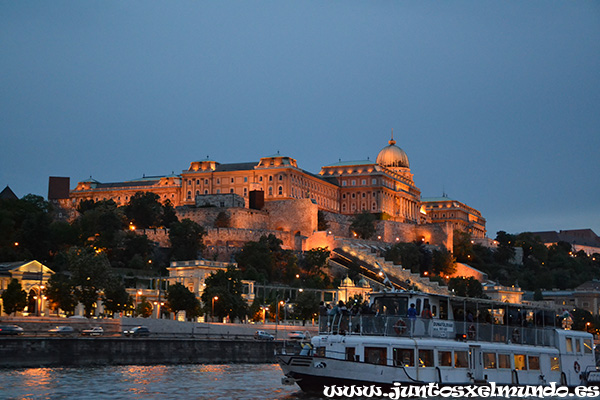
[418,349,434,367]
[551,357,560,371]
[365,347,387,366]
[498,354,510,369]
[439,351,452,367]
[483,352,496,369]
[316,347,326,357]
[565,338,573,353]
[584,339,593,354]
[514,354,527,370]
[393,348,414,367]
[372,297,408,316]
[455,351,468,368]
[439,299,448,320]
[432,305,437,318]
[416,299,422,314]
[346,347,356,361]
[528,356,540,370]
[576,339,581,354]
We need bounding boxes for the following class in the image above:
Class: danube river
[0,364,319,400]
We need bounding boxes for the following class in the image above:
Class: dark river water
[0,364,320,400]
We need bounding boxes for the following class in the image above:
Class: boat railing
[319,315,556,346]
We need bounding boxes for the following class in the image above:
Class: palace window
[268,187,273,196]
[269,175,273,182]
[342,181,347,186]
[195,191,199,196]
[243,188,247,196]
[244,177,248,183]
[216,189,220,194]
[351,180,356,186]
[231,178,234,183]
[351,193,355,198]
[278,175,283,181]
[372,178,376,184]
[205,179,209,185]
[278,186,283,195]
[187,191,191,200]
[204,190,208,194]
[362,179,366,185]
[216,178,220,184]
[342,194,346,199]
[259,176,263,182]
[230,188,234,193]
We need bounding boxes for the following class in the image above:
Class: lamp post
[212,296,218,322]
[276,300,284,339]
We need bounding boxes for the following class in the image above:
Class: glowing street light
[212,296,219,321]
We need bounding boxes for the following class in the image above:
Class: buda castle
[62,134,486,250]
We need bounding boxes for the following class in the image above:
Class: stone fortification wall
[321,211,452,251]
[176,206,269,230]
[264,198,317,237]
[377,221,453,251]
[204,228,294,252]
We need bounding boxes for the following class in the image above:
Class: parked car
[287,331,309,340]
[123,326,150,337]
[0,325,24,336]
[254,330,274,341]
[49,326,75,336]
[81,326,104,336]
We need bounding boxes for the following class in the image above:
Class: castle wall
[176,207,269,230]
[263,198,317,237]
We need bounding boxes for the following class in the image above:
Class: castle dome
[376,131,409,169]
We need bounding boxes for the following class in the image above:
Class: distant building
[0,185,18,200]
[421,195,486,238]
[483,283,523,304]
[530,229,600,256]
[67,134,485,227]
[542,280,600,316]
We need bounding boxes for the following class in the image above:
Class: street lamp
[212,296,218,322]
[276,300,284,339]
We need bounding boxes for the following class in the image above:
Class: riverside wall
[0,338,278,368]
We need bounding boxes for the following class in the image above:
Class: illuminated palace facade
[69,135,486,236]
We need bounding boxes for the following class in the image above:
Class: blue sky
[1,1,599,238]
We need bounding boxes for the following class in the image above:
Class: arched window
[278,186,283,195]
[187,191,191,200]
[268,186,273,196]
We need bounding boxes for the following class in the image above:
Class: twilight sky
[1,1,599,238]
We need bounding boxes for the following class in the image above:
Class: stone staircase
[337,239,449,295]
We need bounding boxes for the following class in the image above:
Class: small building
[0,260,54,316]
[421,195,487,238]
[542,280,600,316]
[482,282,524,304]
[337,276,372,304]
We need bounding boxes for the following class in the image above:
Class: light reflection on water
[0,364,322,400]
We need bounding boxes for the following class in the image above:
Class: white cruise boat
[278,291,600,392]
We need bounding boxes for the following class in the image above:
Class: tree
[350,211,376,239]
[67,246,112,317]
[169,219,206,261]
[292,291,320,324]
[453,230,473,263]
[73,200,125,249]
[45,273,76,315]
[165,282,202,320]
[124,192,165,229]
[432,249,456,276]
[201,266,247,321]
[448,277,484,298]
[102,279,131,317]
[385,242,423,273]
[301,247,330,277]
[136,296,153,318]
[1,279,27,315]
